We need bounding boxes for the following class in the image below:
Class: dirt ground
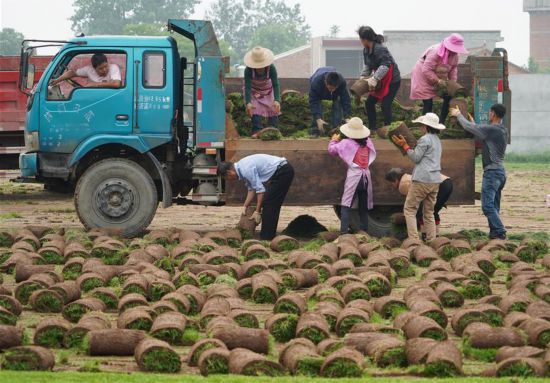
[0,162,549,236]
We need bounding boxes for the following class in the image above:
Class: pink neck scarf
[437,42,450,65]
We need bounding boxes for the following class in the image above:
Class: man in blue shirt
[309,66,352,137]
[219,154,294,240]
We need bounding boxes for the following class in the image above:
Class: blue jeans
[252,115,278,134]
[481,168,507,238]
[310,96,343,135]
[340,179,368,234]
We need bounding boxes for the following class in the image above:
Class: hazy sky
[1,0,531,66]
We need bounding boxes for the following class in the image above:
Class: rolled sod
[151,311,187,345]
[467,326,525,350]
[495,346,545,363]
[117,307,153,331]
[0,295,23,316]
[242,259,269,277]
[14,273,56,305]
[451,308,490,336]
[29,289,64,313]
[474,303,504,327]
[117,293,149,312]
[388,121,417,155]
[121,274,149,297]
[211,324,269,354]
[317,338,344,356]
[274,292,306,315]
[172,270,199,288]
[402,315,447,341]
[236,278,253,300]
[319,243,339,264]
[63,241,89,259]
[338,244,363,267]
[198,347,230,376]
[365,336,407,368]
[424,341,463,377]
[228,348,284,376]
[413,245,439,267]
[33,317,72,348]
[0,325,23,350]
[280,338,322,376]
[459,279,492,299]
[62,257,85,280]
[408,299,448,328]
[270,235,299,252]
[134,338,181,373]
[314,263,335,283]
[50,281,81,305]
[332,259,355,276]
[188,338,227,367]
[335,307,370,336]
[229,309,259,328]
[405,338,438,364]
[0,346,55,371]
[64,312,111,348]
[14,264,56,283]
[162,291,192,315]
[518,318,550,347]
[151,300,179,316]
[313,301,341,331]
[296,313,330,344]
[499,293,532,313]
[90,287,119,311]
[321,347,364,378]
[373,296,408,319]
[294,252,323,269]
[62,298,106,323]
[494,357,547,377]
[341,281,371,302]
[435,281,464,308]
[244,244,270,260]
[251,273,279,304]
[265,313,298,343]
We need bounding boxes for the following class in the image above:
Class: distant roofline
[273,44,310,60]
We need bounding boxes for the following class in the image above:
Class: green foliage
[295,357,324,376]
[424,361,461,377]
[337,315,368,336]
[462,338,496,362]
[376,347,408,368]
[81,277,104,293]
[297,327,327,345]
[77,360,101,373]
[152,328,184,345]
[207,0,310,60]
[201,354,230,375]
[322,358,363,378]
[181,328,200,346]
[0,28,24,55]
[34,292,63,313]
[497,360,537,377]
[35,328,66,348]
[269,314,297,342]
[421,328,447,341]
[302,238,326,252]
[70,0,199,35]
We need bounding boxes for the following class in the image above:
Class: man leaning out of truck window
[49,53,122,89]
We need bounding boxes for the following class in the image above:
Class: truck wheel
[75,158,158,237]
[367,206,405,239]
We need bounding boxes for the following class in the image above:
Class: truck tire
[75,158,158,237]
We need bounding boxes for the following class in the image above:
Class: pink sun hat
[443,33,469,54]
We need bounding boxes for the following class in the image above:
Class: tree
[70,0,199,35]
[329,25,340,38]
[207,0,311,61]
[527,57,539,73]
[0,28,25,55]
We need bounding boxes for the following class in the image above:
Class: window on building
[325,50,364,78]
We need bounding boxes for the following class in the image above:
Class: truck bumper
[19,153,38,178]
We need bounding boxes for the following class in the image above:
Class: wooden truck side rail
[224,138,475,206]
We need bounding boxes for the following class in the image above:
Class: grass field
[1,372,549,383]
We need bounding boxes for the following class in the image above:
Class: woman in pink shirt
[410,33,468,124]
[328,117,376,234]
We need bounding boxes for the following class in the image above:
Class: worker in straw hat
[328,117,376,234]
[243,46,281,138]
[391,113,445,242]
[410,33,469,124]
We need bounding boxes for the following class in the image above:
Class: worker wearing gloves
[309,66,352,137]
[450,103,508,239]
[385,167,453,237]
[243,47,281,138]
[391,113,445,242]
[410,33,468,124]
[219,154,294,240]
[358,26,401,132]
[328,117,376,234]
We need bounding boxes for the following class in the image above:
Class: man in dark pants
[451,103,508,239]
[219,154,294,240]
[385,168,453,236]
[309,66,352,137]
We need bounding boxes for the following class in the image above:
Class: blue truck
[17,20,511,237]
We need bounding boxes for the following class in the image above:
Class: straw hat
[340,117,371,139]
[443,33,469,54]
[244,46,275,69]
[412,113,446,130]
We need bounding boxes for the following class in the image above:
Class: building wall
[528,12,550,70]
[273,47,312,78]
[508,74,550,153]
[383,30,503,75]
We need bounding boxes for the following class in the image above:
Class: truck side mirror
[27,64,36,89]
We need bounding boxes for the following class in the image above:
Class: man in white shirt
[49,53,122,88]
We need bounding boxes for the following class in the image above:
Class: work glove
[246,103,254,117]
[250,211,262,225]
[391,134,410,151]
[316,118,327,135]
[449,106,461,118]
[331,133,341,141]
[366,77,378,91]
[273,101,281,114]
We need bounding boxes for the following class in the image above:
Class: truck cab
[19,20,228,236]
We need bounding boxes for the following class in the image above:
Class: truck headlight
[25,131,39,152]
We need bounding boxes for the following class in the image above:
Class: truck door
[133,48,173,136]
[40,49,133,153]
